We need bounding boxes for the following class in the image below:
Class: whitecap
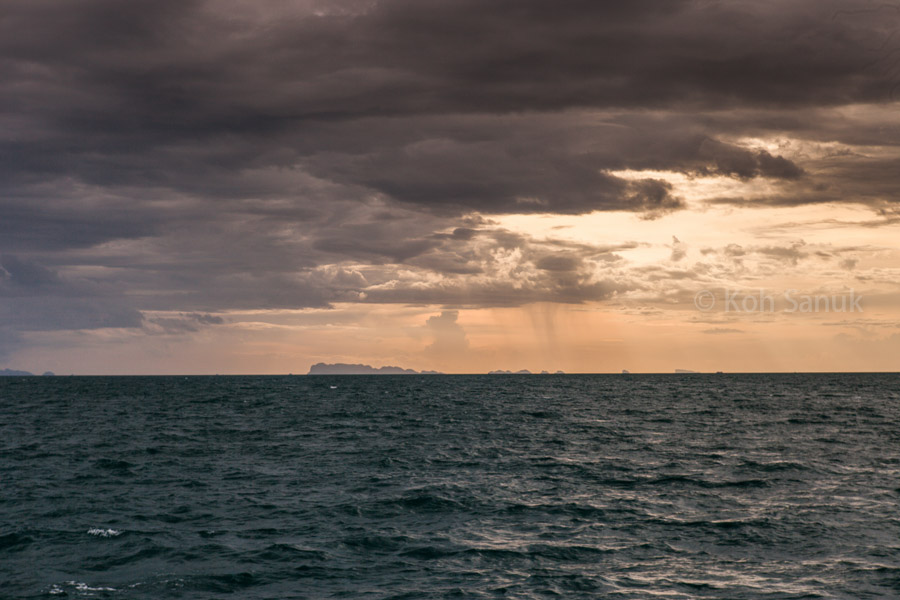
[71,581,117,592]
[51,581,118,594]
[87,528,122,537]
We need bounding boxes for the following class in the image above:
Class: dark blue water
[2,374,900,599]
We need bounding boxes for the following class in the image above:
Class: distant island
[0,368,33,376]
[307,363,442,375]
[488,369,565,375]
[675,369,698,374]
[307,364,572,375]
[0,369,55,376]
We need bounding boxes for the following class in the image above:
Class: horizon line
[4,371,900,377]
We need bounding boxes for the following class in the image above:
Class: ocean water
[2,374,900,599]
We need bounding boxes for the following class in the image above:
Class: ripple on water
[1,373,898,599]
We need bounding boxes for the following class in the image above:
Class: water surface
[2,374,899,598]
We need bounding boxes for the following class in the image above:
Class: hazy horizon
[6,368,900,377]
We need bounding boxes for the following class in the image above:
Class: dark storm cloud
[304,126,689,216]
[695,139,804,180]
[1,0,899,356]
[0,255,143,358]
[4,0,897,127]
[0,0,888,202]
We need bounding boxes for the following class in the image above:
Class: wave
[87,528,122,538]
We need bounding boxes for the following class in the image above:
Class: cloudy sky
[2,0,900,374]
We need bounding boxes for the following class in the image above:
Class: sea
[2,374,899,599]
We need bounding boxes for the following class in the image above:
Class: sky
[2,0,900,374]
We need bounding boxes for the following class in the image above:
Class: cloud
[699,242,812,267]
[424,310,469,358]
[142,312,225,335]
[840,258,859,270]
[1,0,899,363]
[0,254,143,358]
[756,242,809,266]
[696,138,804,180]
[5,0,897,125]
[670,236,688,262]
[0,0,888,222]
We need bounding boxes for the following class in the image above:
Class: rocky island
[307,363,442,375]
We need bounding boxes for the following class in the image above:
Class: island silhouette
[307,363,442,375]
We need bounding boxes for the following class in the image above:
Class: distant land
[307,364,571,375]
[307,363,442,375]
[675,369,699,374]
[488,370,565,375]
[0,369,55,376]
